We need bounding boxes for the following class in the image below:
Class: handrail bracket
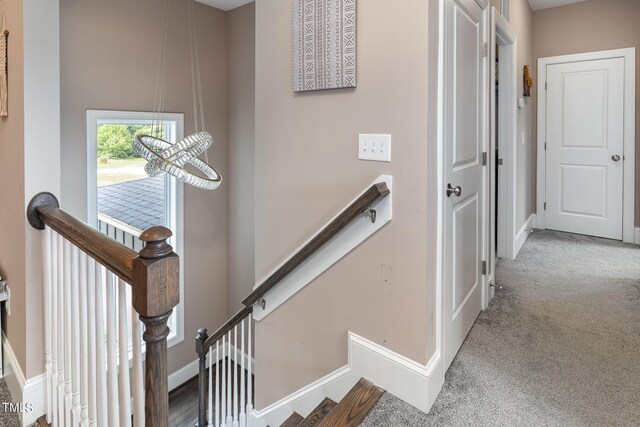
[363,208,377,224]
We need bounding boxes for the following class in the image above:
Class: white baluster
[118,279,132,426]
[233,325,239,427]
[106,271,120,426]
[221,335,226,427]
[87,258,98,427]
[57,235,66,427]
[72,246,82,426]
[64,239,73,426]
[226,332,233,426]
[215,341,220,427]
[50,230,59,426]
[208,346,213,427]
[247,314,253,427]
[44,227,52,423]
[240,319,246,427]
[80,252,90,426]
[132,308,144,427]
[95,264,108,427]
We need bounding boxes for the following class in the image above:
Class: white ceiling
[528,0,590,11]
[199,0,588,13]
[195,0,253,12]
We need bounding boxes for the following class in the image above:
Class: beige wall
[227,3,255,314]
[0,0,27,376]
[532,0,640,226]
[491,0,536,230]
[254,0,431,408]
[60,0,230,375]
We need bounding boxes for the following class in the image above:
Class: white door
[545,58,625,240]
[444,0,485,370]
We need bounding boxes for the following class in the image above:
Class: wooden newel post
[195,328,209,427]
[133,226,180,427]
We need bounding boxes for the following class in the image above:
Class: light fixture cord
[187,0,208,164]
[153,0,171,138]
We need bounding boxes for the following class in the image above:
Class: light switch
[518,98,525,108]
[359,134,391,162]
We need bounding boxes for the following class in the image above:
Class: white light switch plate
[359,134,391,162]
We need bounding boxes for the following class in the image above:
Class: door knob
[446,184,462,197]
[612,155,621,162]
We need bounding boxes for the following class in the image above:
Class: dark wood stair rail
[194,181,390,426]
[27,192,180,427]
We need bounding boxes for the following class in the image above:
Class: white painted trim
[489,7,518,298]
[167,343,256,392]
[168,360,199,392]
[536,48,636,243]
[253,175,393,321]
[86,109,185,349]
[634,227,640,245]
[250,332,443,427]
[2,333,47,426]
[513,214,535,259]
[475,0,489,10]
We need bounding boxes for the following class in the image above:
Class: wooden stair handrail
[196,305,254,355]
[242,182,390,307]
[28,192,180,427]
[28,193,138,283]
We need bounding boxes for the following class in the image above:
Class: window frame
[86,110,185,350]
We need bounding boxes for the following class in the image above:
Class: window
[87,110,185,349]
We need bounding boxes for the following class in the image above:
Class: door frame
[488,7,517,299]
[536,48,636,243]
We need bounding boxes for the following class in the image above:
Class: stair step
[316,379,384,427]
[280,412,305,427]
[298,397,338,427]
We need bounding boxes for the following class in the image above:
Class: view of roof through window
[96,123,166,251]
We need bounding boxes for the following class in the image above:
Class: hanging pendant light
[134,0,221,190]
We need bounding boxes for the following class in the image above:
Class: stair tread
[316,379,384,427]
[280,412,305,427]
[298,398,338,427]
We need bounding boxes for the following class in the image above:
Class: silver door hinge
[545,82,548,91]
[482,152,488,166]
[545,142,547,150]
[481,43,488,58]
[498,158,504,166]
[482,261,488,275]
[544,202,547,210]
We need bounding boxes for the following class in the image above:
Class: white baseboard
[250,332,443,427]
[2,332,46,426]
[634,227,640,245]
[513,214,536,259]
[168,343,255,392]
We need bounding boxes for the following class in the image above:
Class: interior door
[444,0,485,370]
[545,58,625,240]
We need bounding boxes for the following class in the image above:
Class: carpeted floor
[0,379,22,426]
[362,230,640,427]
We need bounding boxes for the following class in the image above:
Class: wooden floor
[169,361,253,427]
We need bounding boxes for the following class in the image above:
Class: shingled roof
[97,177,164,232]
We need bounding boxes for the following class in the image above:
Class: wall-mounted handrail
[28,191,179,427]
[195,180,391,427]
[242,182,390,307]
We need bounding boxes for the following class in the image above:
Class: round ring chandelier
[133,0,222,191]
[134,131,221,190]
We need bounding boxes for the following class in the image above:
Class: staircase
[278,379,384,427]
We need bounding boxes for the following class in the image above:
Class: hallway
[362,230,640,426]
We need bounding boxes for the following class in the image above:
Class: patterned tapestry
[293,0,356,92]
